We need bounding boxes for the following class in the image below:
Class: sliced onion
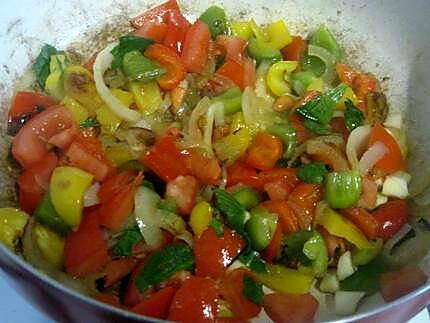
[346,125,372,169]
[308,44,336,84]
[255,60,274,103]
[203,101,223,147]
[84,182,100,207]
[306,138,349,171]
[219,164,228,190]
[358,141,389,175]
[93,43,141,122]
[188,97,211,141]
[382,223,412,256]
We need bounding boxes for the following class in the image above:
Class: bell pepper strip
[324,170,362,209]
[231,21,252,40]
[0,208,29,250]
[351,238,383,266]
[99,173,143,232]
[33,223,65,268]
[281,36,307,63]
[256,264,314,294]
[165,175,198,215]
[181,149,221,185]
[318,226,346,259]
[199,6,231,38]
[134,22,169,42]
[64,210,109,277]
[132,286,177,319]
[194,225,245,278]
[140,135,188,182]
[181,20,211,73]
[317,206,372,249]
[216,35,247,62]
[189,201,213,237]
[214,127,252,165]
[247,37,282,65]
[122,50,166,81]
[372,199,409,240]
[310,25,342,62]
[343,208,379,240]
[263,293,319,323]
[260,200,299,234]
[130,81,163,115]
[213,86,242,115]
[251,20,292,50]
[163,10,190,54]
[50,166,93,228]
[245,133,283,171]
[232,187,261,210]
[262,223,283,262]
[266,61,298,96]
[216,59,245,89]
[103,257,138,287]
[131,0,180,28]
[227,161,264,190]
[368,123,405,174]
[144,44,186,90]
[246,207,278,251]
[288,183,322,230]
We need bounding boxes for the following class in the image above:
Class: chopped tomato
[335,64,357,85]
[288,183,322,230]
[216,59,244,89]
[379,266,428,302]
[372,199,409,240]
[12,105,77,169]
[124,260,152,307]
[96,293,124,308]
[263,293,319,323]
[134,22,169,42]
[216,35,247,62]
[343,208,379,240]
[242,57,256,89]
[245,133,283,171]
[132,286,178,319]
[66,136,114,182]
[64,210,109,277]
[168,276,219,322]
[262,224,283,262]
[318,226,346,259]
[260,168,300,201]
[164,10,190,54]
[166,175,198,215]
[103,257,138,287]
[227,161,264,190]
[368,123,405,174]
[140,135,188,182]
[330,117,349,142]
[194,226,245,279]
[260,200,299,234]
[8,91,57,121]
[145,43,186,90]
[181,20,211,73]
[182,149,221,185]
[18,152,58,213]
[98,170,137,204]
[352,73,379,100]
[281,36,307,63]
[220,268,262,319]
[288,114,312,144]
[99,173,143,232]
[131,0,180,28]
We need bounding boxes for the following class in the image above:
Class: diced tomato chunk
[182,149,221,185]
[261,200,299,234]
[132,286,178,319]
[227,161,264,190]
[263,293,319,323]
[281,36,307,63]
[163,10,190,54]
[372,199,409,240]
[134,22,168,42]
[131,0,180,28]
[166,175,198,215]
[245,133,283,171]
[288,183,322,230]
[262,224,283,263]
[181,20,210,73]
[8,91,57,121]
[103,257,138,287]
[343,208,379,240]
[260,168,300,201]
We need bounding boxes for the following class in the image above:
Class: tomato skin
[288,114,312,144]
[245,133,283,171]
[288,183,322,230]
[379,266,428,302]
[216,59,244,89]
[131,0,180,27]
[182,149,221,185]
[262,224,283,263]
[163,10,190,54]
[372,199,409,240]
[12,105,77,169]
[124,260,152,307]
[103,257,138,288]
[368,124,405,174]
[166,175,198,215]
[318,226,346,259]
[145,43,186,90]
[260,200,299,234]
[8,91,57,121]
[64,210,109,277]
[281,36,307,63]
[343,208,379,240]
[335,64,357,85]
[181,20,211,73]
[227,161,264,190]
[220,268,261,320]
[194,226,245,279]
[134,22,168,42]
[98,171,137,203]
[132,286,178,319]
[141,135,188,182]
[263,293,319,323]
[352,73,378,100]
[216,35,247,62]
[99,173,143,232]
[260,168,300,201]
[168,276,219,322]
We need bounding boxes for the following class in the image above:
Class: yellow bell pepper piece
[105,144,135,166]
[110,88,134,107]
[307,78,324,92]
[34,223,65,268]
[256,264,314,294]
[61,96,89,124]
[317,207,372,249]
[251,19,292,50]
[0,208,29,250]
[189,201,213,237]
[50,166,93,228]
[214,127,252,165]
[267,61,298,96]
[336,86,359,110]
[231,21,253,40]
[96,105,121,134]
[130,81,163,115]
[230,112,246,133]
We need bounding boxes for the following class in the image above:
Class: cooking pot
[0,0,429,321]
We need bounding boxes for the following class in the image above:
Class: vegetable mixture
[2,0,429,321]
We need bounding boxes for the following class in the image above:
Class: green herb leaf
[239,249,268,274]
[112,226,143,257]
[33,44,59,89]
[111,35,154,69]
[242,275,264,305]
[296,84,347,125]
[297,162,328,184]
[157,198,177,213]
[79,117,100,128]
[280,230,314,263]
[135,244,194,291]
[210,218,224,236]
[344,99,364,131]
[214,189,248,234]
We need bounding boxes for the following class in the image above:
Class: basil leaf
[297,162,328,185]
[111,35,154,69]
[344,99,364,131]
[112,226,143,257]
[79,117,100,128]
[135,244,194,291]
[214,189,248,234]
[242,275,264,305]
[210,218,224,236]
[33,44,59,89]
[239,249,268,274]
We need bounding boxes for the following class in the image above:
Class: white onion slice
[203,102,223,147]
[358,141,389,175]
[93,43,141,122]
[83,182,100,207]
[188,97,211,140]
[346,125,372,169]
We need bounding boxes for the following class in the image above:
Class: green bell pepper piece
[232,187,261,210]
[34,192,70,235]
[266,122,297,159]
[310,25,342,62]
[297,162,328,185]
[303,55,326,77]
[325,170,362,209]
[199,6,231,38]
[213,87,242,115]
[303,231,328,275]
[246,207,278,251]
[122,50,165,81]
[352,239,383,266]
[247,37,282,65]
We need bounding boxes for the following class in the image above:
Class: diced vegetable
[45,54,68,100]
[33,44,60,89]
[343,208,379,240]
[246,207,278,251]
[337,251,356,280]
[282,36,307,62]
[199,6,231,38]
[34,192,69,235]
[233,187,261,210]
[181,20,211,74]
[251,20,292,50]
[110,35,154,68]
[213,86,242,115]
[302,231,328,275]
[214,127,252,165]
[239,249,268,274]
[266,122,297,159]
[297,162,328,185]
[112,225,143,257]
[324,170,362,209]
[132,286,176,319]
[381,171,410,199]
[263,293,319,323]
[245,133,283,171]
[165,175,198,215]
[372,199,409,240]
[34,223,65,268]
[50,166,93,228]
[247,37,282,65]
[310,25,342,62]
[334,291,365,316]
[0,208,29,250]
[267,61,298,96]
[319,272,340,293]
[231,21,253,40]
[122,50,165,81]
[344,99,364,131]
[189,201,213,237]
[214,188,248,234]
[351,238,383,266]
[242,275,264,305]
